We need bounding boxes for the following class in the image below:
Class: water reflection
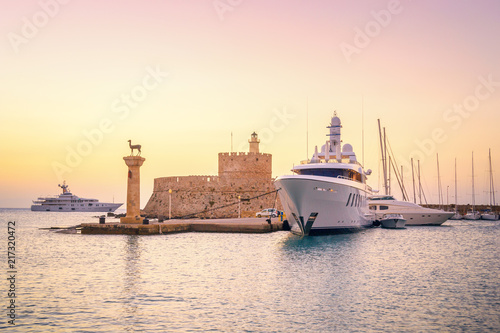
[120,235,142,329]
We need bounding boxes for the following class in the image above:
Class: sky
[1,0,500,208]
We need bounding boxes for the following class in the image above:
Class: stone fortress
[144,133,281,219]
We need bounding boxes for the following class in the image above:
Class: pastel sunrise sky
[1,0,500,208]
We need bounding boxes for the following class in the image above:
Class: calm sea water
[0,208,499,332]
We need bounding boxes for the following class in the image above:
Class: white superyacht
[275,113,374,236]
[31,182,122,212]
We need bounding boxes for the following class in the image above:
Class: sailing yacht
[274,113,374,236]
[481,149,499,220]
[464,152,481,220]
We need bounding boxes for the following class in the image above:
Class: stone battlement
[144,132,280,219]
[219,152,272,157]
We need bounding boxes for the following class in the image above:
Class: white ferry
[31,182,122,212]
[275,113,374,236]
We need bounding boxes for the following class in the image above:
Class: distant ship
[31,182,122,212]
[274,112,374,236]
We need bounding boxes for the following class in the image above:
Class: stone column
[120,156,146,224]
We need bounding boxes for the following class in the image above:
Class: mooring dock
[81,217,284,235]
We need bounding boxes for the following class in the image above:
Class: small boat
[463,210,481,220]
[31,181,122,212]
[481,210,499,221]
[449,212,463,220]
[379,213,406,229]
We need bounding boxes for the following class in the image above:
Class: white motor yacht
[369,195,454,225]
[275,113,374,236]
[31,182,122,212]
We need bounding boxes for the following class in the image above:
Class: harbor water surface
[1,208,499,332]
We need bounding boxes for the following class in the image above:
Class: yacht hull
[481,214,499,220]
[380,217,406,229]
[275,175,373,236]
[463,213,481,220]
[395,211,454,225]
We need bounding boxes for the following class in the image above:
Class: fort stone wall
[218,152,272,179]
[144,135,280,219]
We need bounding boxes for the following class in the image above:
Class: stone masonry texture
[144,151,281,219]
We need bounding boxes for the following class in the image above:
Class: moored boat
[274,112,374,236]
[368,195,454,225]
[449,212,463,220]
[31,181,122,212]
[379,213,406,229]
[480,211,499,221]
[463,210,481,220]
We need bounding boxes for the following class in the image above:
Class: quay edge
[80,218,284,235]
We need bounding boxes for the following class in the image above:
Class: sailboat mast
[489,148,496,209]
[388,155,392,195]
[384,128,388,195]
[454,158,458,213]
[472,152,476,212]
[377,119,388,195]
[411,158,416,203]
[437,153,442,209]
[418,160,422,204]
[401,165,404,200]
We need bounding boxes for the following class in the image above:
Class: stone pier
[120,155,146,224]
[81,217,284,235]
